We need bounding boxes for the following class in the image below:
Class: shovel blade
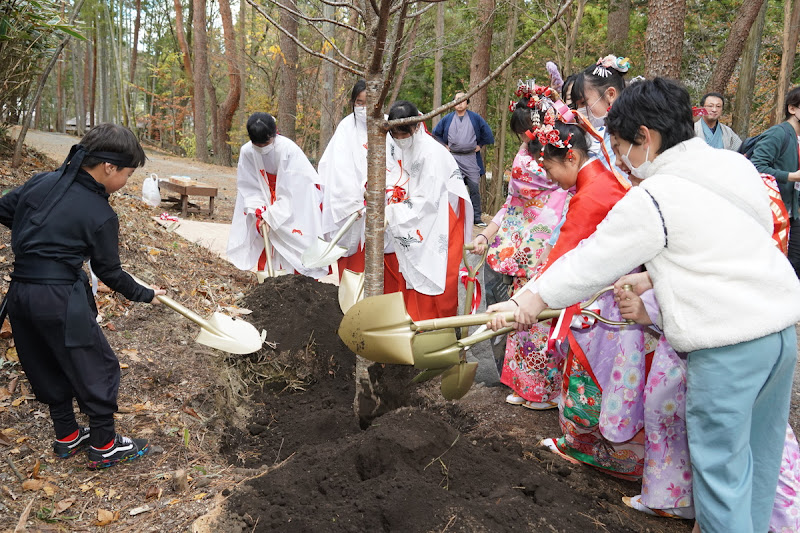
[195,312,263,354]
[338,269,365,313]
[338,292,415,365]
[440,362,478,400]
[255,269,289,283]
[302,238,348,269]
[411,330,463,369]
[412,366,451,384]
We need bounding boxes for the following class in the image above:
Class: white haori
[227,136,327,278]
[318,113,368,256]
[385,129,473,295]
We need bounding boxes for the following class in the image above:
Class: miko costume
[383,127,473,320]
[227,135,327,278]
[0,146,155,449]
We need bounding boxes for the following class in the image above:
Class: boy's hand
[150,288,166,304]
[615,288,652,325]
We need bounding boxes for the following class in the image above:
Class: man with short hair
[432,92,494,227]
[694,92,742,151]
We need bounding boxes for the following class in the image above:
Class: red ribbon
[458,267,482,314]
[386,186,407,204]
[254,206,267,235]
[159,212,178,222]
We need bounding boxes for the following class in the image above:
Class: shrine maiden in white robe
[227,136,327,278]
[385,128,473,295]
[319,112,367,256]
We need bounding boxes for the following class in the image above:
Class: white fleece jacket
[528,137,800,353]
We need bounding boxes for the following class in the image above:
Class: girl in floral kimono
[469,86,569,409]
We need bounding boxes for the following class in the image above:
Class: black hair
[350,79,366,109]
[562,73,580,108]
[387,100,419,135]
[581,62,626,99]
[785,86,800,120]
[80,123,146,169]
[510,98,545,135]
[700,92,725,107]
[606,77,694,153]
[246,112,277,144]
[535,121,591,163]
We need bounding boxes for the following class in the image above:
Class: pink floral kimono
[486,146,568,403]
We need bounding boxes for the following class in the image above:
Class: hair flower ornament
[593,55,631,77]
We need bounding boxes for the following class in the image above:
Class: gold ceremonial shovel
[256,221,288,282]
[130,274,264,355]
[338,268,364,314]
[460,243,488,338]
[302,210,362,269]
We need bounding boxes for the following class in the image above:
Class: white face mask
[621,142,651,180]
[354,106,367,124]
[393,135,413,151]
[254,142,275,155]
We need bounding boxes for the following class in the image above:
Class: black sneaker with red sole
[87,434,149,470]
[53,427,91,458]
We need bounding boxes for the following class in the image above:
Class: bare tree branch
[369,0,380,16]
[247,0,366,76]
[260,0,366,37]
[407,3,436,17]
[386,0,574,128]
[319,0,364,20]
[367,0,394,75]
[379,0,410,105]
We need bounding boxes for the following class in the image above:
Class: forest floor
[0,130,794,532]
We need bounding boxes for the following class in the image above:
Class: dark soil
[216,276,693,533]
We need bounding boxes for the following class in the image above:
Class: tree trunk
[239,0,247,112]
[174,0,194,88]
[90,19,97,128]
[213,0,241,166]
[607,0,630,51]
[774,0,800,125]
[130,0,141,85]
[563,0,587,75]
[732,0,768,139]
[469,0,495,117]
[491,0,519,214]
[12,0,86,167]
[431,3,444,130]
[192,0,209,162]
[644,0,686,79]
[278,0,299,140]
[56,43,64,133]
[388,14,421,106]
[71,41,85,136]
[319,2,337,155]
[705,0,766,94]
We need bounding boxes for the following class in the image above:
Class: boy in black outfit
[0,124,165,469]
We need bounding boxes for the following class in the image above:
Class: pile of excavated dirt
[213,276,691,533]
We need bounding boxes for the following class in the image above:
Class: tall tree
[644,0,686,79]
[431,3,444,129]
[607,0,630,51]
[278,0,299,139]
[468,0,495,117]
[130,0,141,85]
[705,0,766,94]
[388,13,421,106]
[562,0,587,75]
[774,0,800,125]
[732,0,768,138]
[174,0,194,85]
[192,0,209,162]
[319,2,337,153]
[212,0,241,166]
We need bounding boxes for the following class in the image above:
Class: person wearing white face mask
[384,100,473,320]
[485,78,800,533]
[319,80,371,279]
[227,112,326,278]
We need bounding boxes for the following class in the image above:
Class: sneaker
[53,427,91,458]
[87,434,149,470]
[475,221,488,228]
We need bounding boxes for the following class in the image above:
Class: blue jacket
[432,110,495,175]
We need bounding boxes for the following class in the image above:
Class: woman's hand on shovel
[149,288,166,304]
[486,290,547,332]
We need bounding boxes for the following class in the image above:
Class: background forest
[2,0,799,212]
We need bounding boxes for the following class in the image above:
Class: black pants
[8,282,118,447]
[463,173,482,223]
[790,217,800,279]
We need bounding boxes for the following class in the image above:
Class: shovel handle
[458,325,515,349]
[327,210,362,250]
[127,274,227,338]
[414,307,563,332]
[261,221,274,278]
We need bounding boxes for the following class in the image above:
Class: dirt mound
[217,277,691,533]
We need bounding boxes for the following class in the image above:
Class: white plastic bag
[142,173,161,207]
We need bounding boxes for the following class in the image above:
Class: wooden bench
[159,179,218,218]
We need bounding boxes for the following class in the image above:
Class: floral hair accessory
[592,55,631,78]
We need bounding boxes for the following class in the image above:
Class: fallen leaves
[5,346,18,362]
[21,479,43,491]
[54,497,75,515]
[96,508,120,526]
